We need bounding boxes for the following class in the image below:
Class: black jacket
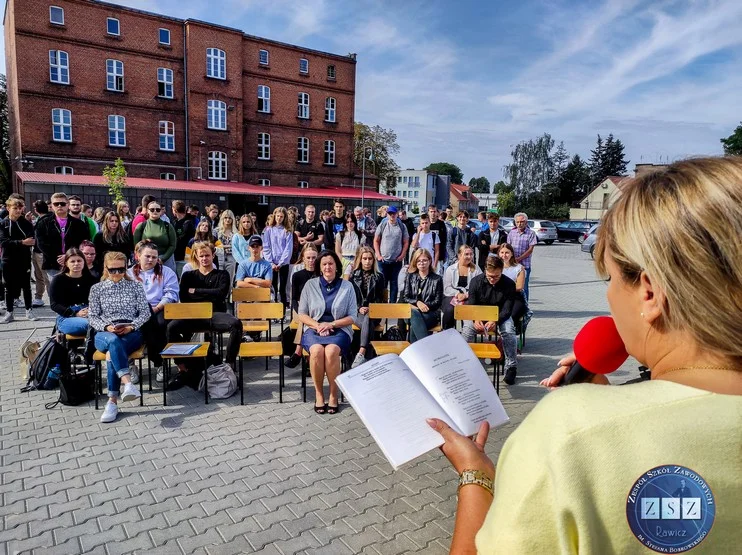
[92,232,133,273]
[466,273,515,323]
[401,272,443,313]
[35,213,89,270]
[173,214,196,262]
[49,272,98,317]
[477,227,508,271]
[180,268,231,313]
[350,269,387,307]
[0,217,35,265]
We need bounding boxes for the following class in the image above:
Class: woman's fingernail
[426,418,436,428]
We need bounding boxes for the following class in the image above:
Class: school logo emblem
[626,465,715,553]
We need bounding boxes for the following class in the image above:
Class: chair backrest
[369,303,412,320]
[454,304,499,323]
[236,302,284,321]
[232,287,270,303]
[164,302,213,321]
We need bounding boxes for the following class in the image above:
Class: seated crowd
[3,192,535,422]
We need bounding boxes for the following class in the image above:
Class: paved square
[0,243,638,554]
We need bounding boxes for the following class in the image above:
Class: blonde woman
[232,213,259,269]
[88,251,151,423]
[349,246,386,368]
[262,207,292,312]
[117,200,133,228]
[442,244,481,329]
[399,248,443,343]
[216,210,238,285]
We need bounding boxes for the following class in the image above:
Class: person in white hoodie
[262,207,293,313]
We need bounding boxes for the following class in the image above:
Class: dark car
[557,220,598,243]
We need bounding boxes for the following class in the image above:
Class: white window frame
[49,6,64,25]
[257,133,270,160]
[157,68,173,98]
[106,59,124,92]
[160,173,176,180]
[208,151,227,180]
[297,92,309,119]
[325,97,336,122]
[324,140,336,165]
[107,18,120,36]
[51,108,72,142]
[54,166,74,175]
[206,48,226,80]
[108,115,126,147]
[49,50,69,84]
[159,28,170,45]
[298,181,309,189]
[299,58,309,74]
[257,85,270,113]
[327,65,336,79]
[297,137,309,163]
[258,178,270,186]
[207,99,227,130]
[159,121,175,151]
[259,49,269,65]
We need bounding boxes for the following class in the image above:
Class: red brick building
[4,0,383,211]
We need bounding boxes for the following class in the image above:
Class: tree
[602,133,628,177]
[720,123,742,156]
[497,190,516,216]
[468,176,490,194]
[503,133,555,207]
[0,74,11,202]
[354,122,400,194]
[492,180,512,195]
[424,162,464,184]
[588,134,604,186]
[103,158,127,204]
[552,141,569,179]
[557,154,592,204]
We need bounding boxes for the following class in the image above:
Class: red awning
[16,172,398,201]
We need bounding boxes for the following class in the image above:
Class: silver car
[580,224,599,258]
[527,219,558,244]
[500,217,514,233]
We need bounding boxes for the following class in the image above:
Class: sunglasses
[52,202,68,207]
[106,267,126,274]
[149,208,162,213]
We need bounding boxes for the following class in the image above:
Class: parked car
[527,219,558,244]
[580,224,600,258]
[557,220,599,243]
[500,217,515,233]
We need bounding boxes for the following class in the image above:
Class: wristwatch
[458,469,494,496]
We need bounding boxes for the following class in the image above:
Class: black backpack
[21,335,70,392]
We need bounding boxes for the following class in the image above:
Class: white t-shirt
[412,231,440,259]
[502,263,523,283]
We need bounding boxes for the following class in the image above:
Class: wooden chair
[161,302,213,405]
[454,304,503,393]
[236,302,285,404]
[233,287,272,339]
[93,346,148,409]
[369,303,411,356]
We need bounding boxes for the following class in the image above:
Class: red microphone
[563,316,629,384]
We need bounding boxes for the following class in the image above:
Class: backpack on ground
[20,335,70,392]
[45,356,95,409]
[198,363,238,399]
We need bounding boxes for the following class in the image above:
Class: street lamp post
[360,144,373,209]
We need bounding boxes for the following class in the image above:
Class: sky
[3,0,741,185]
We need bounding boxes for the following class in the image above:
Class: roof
[15,173,398,201]
[449,183,479,203]
[577,176,628,204]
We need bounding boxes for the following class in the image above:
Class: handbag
[45,364,95,409]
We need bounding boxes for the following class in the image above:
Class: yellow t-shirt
[476,380,742,554]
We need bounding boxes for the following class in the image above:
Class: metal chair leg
[163,360,168,407]
[240,357,244,405]
[95,361,100,410]
[139,359,144,407]
[302,356,307,403]
[204,359,209,405]
[279,355,284,403]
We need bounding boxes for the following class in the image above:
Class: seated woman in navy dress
[296,250,357,415]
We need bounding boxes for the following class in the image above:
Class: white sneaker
[351,352,367,368]
[100,400,118,423]
[14,299,23,308]
[242,333,254,343]
[32,298,44,308]
[0,301,6,313]
[120,382,141,403]
[155,367,164,383]
[128,362,139,384]
[25,309,38,321]
[1,311,13,324]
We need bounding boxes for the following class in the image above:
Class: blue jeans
[409,309,440,343]
[94,330,143,398]
[378,260,403,303]
[462,317,518,369]
[56,316,89,336]
[524,266,532,301]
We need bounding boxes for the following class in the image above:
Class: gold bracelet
[458,469,494,496]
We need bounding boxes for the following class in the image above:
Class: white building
[476,193,499,212]
[380,169,451,213]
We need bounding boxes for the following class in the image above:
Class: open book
[336,329,509,470]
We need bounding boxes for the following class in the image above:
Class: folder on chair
[160,343,202,356]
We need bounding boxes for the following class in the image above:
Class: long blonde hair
[456,245,476,271]
[101,251,131,282]
[352,245,379,274]
[408,248,434,275]
[217,209,238,237]
[595,156,742,364]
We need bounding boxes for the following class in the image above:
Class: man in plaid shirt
[506,212,538,300]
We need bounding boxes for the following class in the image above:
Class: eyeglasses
[52,202,68,207]
[106,267,126,274]
[148,208,162,213]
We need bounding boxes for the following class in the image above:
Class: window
[298,181,309,189]
[324,97,336,122]
[297,92,309,119]
[324,140,335,165]
[403,176,408,183]
[159,121,175,151]
[258,178,270,186]
[297,137,309,163]
[258,195,268,205]
[49,50,69,84]
[106,59,124,92]
[208,151,227,180]
[108,115,126,146]
[159,28,170,45]
[206,48,226,79]
[157,68,173,98]
[207,99,227,130]
[259,49,269,65]
[415,176,420,186]
[415,191,419,198]
[257,85,270,113]
[51,108,72,142]
[54,166,73,175]
[327,65,336,79]
[107,18,120,36]
[49,6,64,25]
[257,133,270,160]
[397,176,402,183]
[160,173,176,180]
[299,58,309,74]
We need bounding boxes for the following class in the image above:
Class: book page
[400,329,509,436]
[336,354,461,470]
